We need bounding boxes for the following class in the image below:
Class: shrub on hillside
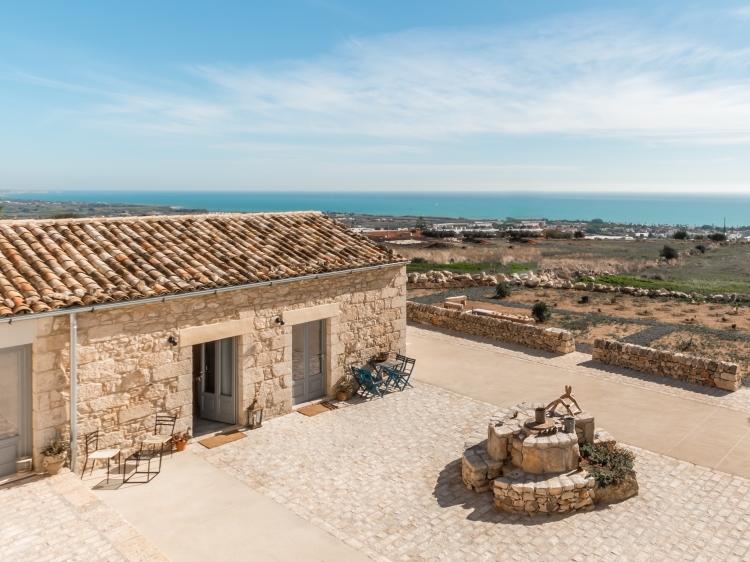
[411,257,428,263]
[580,442,635,488]
[493,281,512,299]
[531,301,551,322]
[673,230,688,240]
[543,229,572,239]
[573,230,585,239]
[709,232,727,242]
[694,244,706,254]
[660,245,679,260]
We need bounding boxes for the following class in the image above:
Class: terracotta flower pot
[336,390,352,402]
[175,440,187,452]
[43,454,67,475]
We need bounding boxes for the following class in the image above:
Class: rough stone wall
[406,301,575,354]
[31,266,406,471]
[592,338,741,391]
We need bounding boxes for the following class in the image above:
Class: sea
[3,191,750,226]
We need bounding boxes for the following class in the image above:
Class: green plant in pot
[173,429,193,452]
[336,376,356,401]
[41,439,70,475]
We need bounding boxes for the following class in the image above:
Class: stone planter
[43,454,67,475]
[336,390,353,402]
[594,473,639,504]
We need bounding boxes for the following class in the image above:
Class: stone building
[0,212,407,476]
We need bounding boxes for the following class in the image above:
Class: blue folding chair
[350,366,387,398]
[390,354,415,391]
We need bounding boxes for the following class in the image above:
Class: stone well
[462,389,626,516]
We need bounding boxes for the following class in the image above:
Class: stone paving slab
[410,324,750,414]
[196,383,750,562]
[0,470,169,562]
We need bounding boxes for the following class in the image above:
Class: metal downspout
[69,312,78,473]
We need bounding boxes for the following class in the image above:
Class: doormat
[199,431,247,449]
[296,402,338,417]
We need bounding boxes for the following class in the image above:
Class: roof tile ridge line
[0,210,325,226]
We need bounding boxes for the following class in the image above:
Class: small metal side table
[123,445,163,484]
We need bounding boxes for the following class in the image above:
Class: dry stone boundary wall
[406,301,575,354]
[592,338,741,391]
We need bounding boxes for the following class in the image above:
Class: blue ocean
[3,191,749,226]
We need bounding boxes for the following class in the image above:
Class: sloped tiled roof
[0,212,402,317]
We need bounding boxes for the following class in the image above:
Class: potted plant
[41,439,70,475]
[335,376,356,401]
[173,429,192,452]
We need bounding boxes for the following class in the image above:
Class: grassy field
[397,237,750,295]
[406,261,535,274]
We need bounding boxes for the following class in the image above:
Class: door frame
[192,338,239,425]
[292,319,327,406]
[0,344,31,477]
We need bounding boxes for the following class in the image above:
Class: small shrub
[531,301,551,322]
[673,230,688,240]
[580,442,635,488]
[709,232,727,242]
[493,281,512,299]
[694,244,706,254]
[411,257,428,264]
[579,295,589,304]
[660,245,679,260]
[573,230,585,239]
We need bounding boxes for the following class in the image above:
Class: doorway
[0,345,31,477]
[192,338,236,435]
[292,320,326,405]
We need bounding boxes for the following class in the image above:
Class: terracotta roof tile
[0,212,402,317]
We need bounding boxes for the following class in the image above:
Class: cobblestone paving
[0,470,168,562]
[411,324,750,414]
[197,384,750,562]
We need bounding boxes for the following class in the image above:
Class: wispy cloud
[8,9,750,145]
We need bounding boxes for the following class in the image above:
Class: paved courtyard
[6,324,750,561]
[196,381,750,562]
[0,470,167,562]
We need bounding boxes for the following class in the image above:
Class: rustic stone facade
[592,338,741,391]
[406,301,575,354]
[30,265,406,472]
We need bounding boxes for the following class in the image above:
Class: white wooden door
[196,338,236,424]
[0,345,31,477]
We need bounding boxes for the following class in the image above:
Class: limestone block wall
[406,301,575,354]
[592,338,741,391]
[31,265,406,471]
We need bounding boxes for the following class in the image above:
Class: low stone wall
[493,469,596,514]
[592,339,741,391]
[406,301,575,354]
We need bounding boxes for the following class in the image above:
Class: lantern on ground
[247,399,264,429]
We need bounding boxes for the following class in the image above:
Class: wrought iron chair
[81,430,121,483]
[391,354,416,390]
[142,414,177,458]
[350,366,387,398]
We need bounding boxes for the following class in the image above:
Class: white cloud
[10,10,750,145]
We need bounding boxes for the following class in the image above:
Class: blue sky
[1,1,750,193]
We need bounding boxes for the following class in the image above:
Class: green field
[406,261,535,275]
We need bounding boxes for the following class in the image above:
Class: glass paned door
[193,338,236,424]
[291,320,326,405]
[0,345,31,477]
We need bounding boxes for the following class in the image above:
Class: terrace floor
[5,324,750,561]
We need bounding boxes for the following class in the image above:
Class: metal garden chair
[81,430,121,483]
[142,413,177,458]
[350,366,387,398]
[390,354,416,390]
